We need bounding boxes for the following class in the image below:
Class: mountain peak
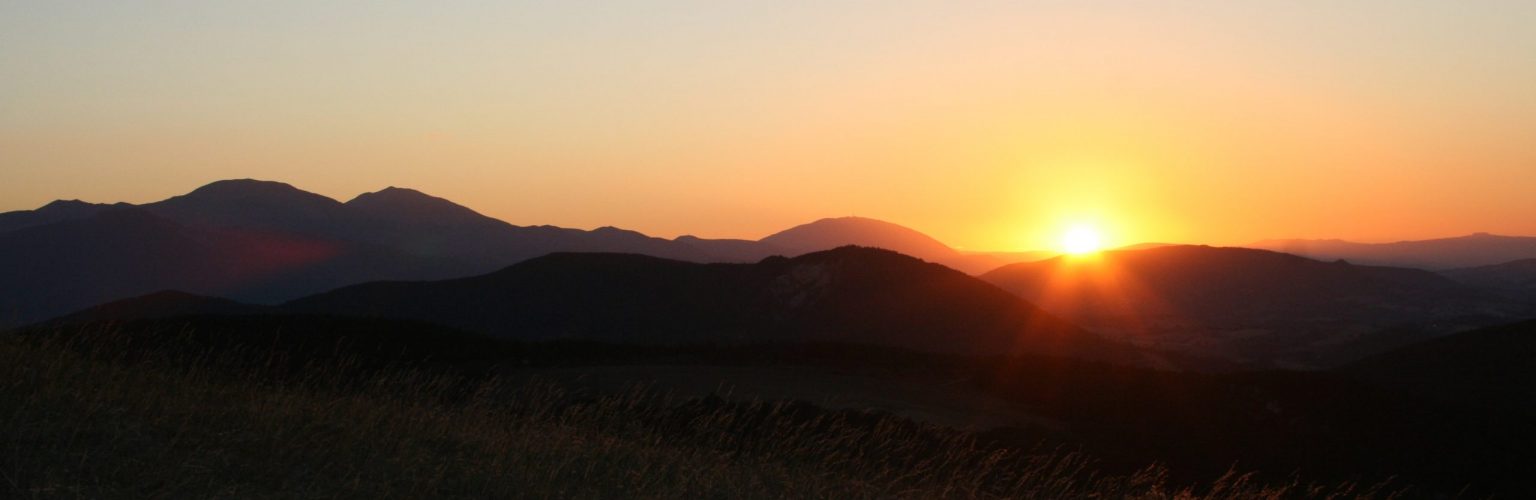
[184,179,319,200]
[39,199,95,210]
[356,186,426,199]
[761,216,957,260]
[590,226,653,240]
[348,186,449,206]
[142,179,345,232]
[345,186,496,227]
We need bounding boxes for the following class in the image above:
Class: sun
[1060,225,1104,255]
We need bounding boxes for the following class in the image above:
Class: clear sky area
[4,1,1533,250]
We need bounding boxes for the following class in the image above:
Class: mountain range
[1442,258,1536,294]
[45,247,1170,368]
[7,178,1536,370]
[1252,233,1536,269]
[981,245,1535,368]
[0,179,1024,326]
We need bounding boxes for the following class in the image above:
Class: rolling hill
[1252,233,1536,269]
[760,217,1030,273]
[284,246,1148,363]
[1441,258,1536,295]
[40,246,1163,367]
[0,199,132,234]
[980,245,1529,368]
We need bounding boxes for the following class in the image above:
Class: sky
[2,1,1534,251]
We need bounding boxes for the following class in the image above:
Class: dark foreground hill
[12,314,1535,496]
[1345,318,1536,413]
[283,246,1152,364]
[36,247,1188,368]
[981,245,1529,368]
[3,319,1379,498]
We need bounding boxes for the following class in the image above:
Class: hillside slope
[981,245,1525,367]
[283,246,1147,363]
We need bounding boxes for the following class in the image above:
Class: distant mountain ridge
[981,245,1533,368]
[0,199,132,234]
[1252,233,1536,269]
[0,179,1039,326]
[1441,258,1536,294]
[759,217,1022,273]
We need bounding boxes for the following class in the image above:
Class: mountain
[762,217,957,260]
[0,199,131,234]
[759,217,1018,273]
[46,290,274,325]
[37,246,1158,366]
[283,247,1152,364]
[673,235,786,262]
[1251,233,1536,269]
[0,207,451,326]
[0,179,1051,327]
[980,245,1528,368]
[142,179,354,236]
[1441,258,1536,295]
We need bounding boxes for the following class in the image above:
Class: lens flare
[1061,225,1104,255]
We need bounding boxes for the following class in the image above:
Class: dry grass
[0,332,1401,499]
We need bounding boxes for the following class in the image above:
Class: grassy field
[1,329,1399,499]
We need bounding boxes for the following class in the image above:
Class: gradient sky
[3,1,1533,251]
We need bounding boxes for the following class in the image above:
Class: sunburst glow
[1061,225,1105,255]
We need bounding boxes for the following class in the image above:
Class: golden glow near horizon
[1061,225,1106,255]
[2,2,1535,252]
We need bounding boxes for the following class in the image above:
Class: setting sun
[1061,225,1105,255]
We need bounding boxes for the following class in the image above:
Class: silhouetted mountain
[142,179,353,236]
[282,247,1151,364]
[345,186,490,224]
[43,291,273,325]
[763,217,956,259]
[0,179,1052,326]
[673,235,787,262]
[981,245,1527,368]
[0,207,451,326]
[0,199,131,234]
[759,217,1018,273]
[1252,233,1536,269]
[1441,258,1536,294]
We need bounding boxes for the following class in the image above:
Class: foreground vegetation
[2,328,1401,499]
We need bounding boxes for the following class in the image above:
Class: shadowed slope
[1253,233,1536,269]
[1345,318,1536,411]
[981,245,1524,367]
[286,246,1146,363]
[142,179,352,236]
[0,199,132,234]
[0,208,448,327]
[1442,258,1536,295]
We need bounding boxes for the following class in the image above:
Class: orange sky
[2,1,1534,251]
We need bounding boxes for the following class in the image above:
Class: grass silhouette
[1,328,1400,499]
